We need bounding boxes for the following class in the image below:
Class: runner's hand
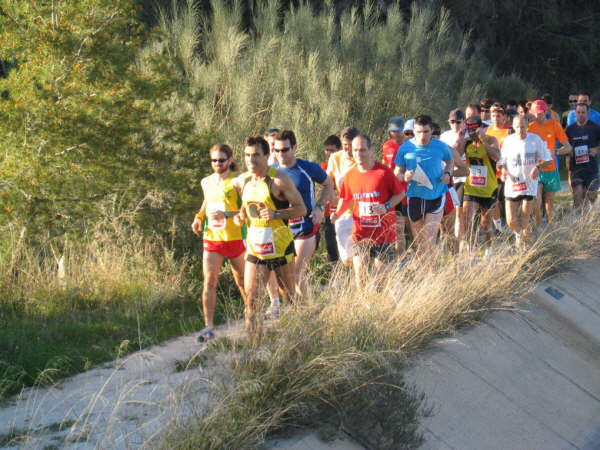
[529,166,539,181]
[310,206,324,224]
[405,170,415,182]
[370,203,387,215]
[191,218,203,235]
[441,173,451,185]
[329,213,338,224]
[500,168,508,182]
[259,207,276,220]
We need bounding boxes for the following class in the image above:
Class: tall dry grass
[163,205,600,449]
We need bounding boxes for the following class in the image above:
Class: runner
[541,93,561,124]
[234,136,306,345]
[480,98,493,125]
[320,135,342,262]
[566,103,600,208]
[562,93,578,128]
[499,116,552,246]
[264,128,280,165]
[332,134,404,286]
[527,99,572,226]
[462,115,500,252]
[486,103,512,233]
[440,109,469,246]
[191,144,246,343]
[381,116,410,256]
[326,126,360,265]
[566,92,600,127]
[394,115,453,256]
[272,129,334,299]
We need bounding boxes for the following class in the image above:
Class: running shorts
[293,224,321,249]
[506,195,536,202]
[454,181,465,207]
[334,215,354,262]
[538,169,561,192]
[246,241,295,269]
[463,192,496,210]
[570,170,599,191]
[407,195,445,222]
[203,239,246,259]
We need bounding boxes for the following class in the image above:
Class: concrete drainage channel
[1,258,599,449]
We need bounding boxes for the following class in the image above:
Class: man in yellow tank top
[233,136,306,345]
[462,116,500,251]
[191,144,246,343]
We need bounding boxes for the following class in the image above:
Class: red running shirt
[381,139,408,205]
[339,162,404,244]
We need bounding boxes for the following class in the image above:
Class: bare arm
[555,140,572,156]
[260,172,306,220]
[482,136,500,161]
[191,200,206,235]
[311,175,334,224]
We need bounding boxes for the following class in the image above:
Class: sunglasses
[404,131,414,136]
[273,147,291,153]
[449,120,462,124]
[569,100,578,104]
[211,158,227,163]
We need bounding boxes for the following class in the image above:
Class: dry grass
[164,203,600,449]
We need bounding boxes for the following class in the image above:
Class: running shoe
[197,327,215,343]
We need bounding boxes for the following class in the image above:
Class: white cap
[403,118,415,132]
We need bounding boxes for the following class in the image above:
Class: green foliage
[0,0,214,249]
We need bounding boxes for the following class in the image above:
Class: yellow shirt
[200,173,244,242]
[464,139,498,198]
[241,167,294,260]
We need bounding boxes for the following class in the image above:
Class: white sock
[493,218,504,231]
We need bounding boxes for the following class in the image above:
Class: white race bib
[470,165,487,187]
[207,202,226,229]
[511,181,528,194]
[358,201,381,227]
[248,227,276,257]
[574,145,589,164]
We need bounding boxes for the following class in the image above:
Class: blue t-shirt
[394,138,452,200]
[273,158,327,236]
[566,108,600,127]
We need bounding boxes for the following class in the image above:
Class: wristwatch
[385,201,392,211]
[315,203,324,211]
[274,211,282,220]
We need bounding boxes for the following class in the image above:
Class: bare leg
[273,261,297,304]
[352,249,368,288]
[228,253,246,303]
[505,200,522,234]
[534,184,544,227]
[422,211,443,255]
[293,235,317,299]
[520,199,536,243]
[572,184,584,209]
[479,207,494,244]
[440,209,457,253]
[202,251,225,329]
[463,200,479,249]
[244,262,270,347]
[395,212,407,256]
[266,271,279,303]
[544,191,555,223]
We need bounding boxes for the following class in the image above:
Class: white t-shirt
[499,133,552,198]
[440,130,466,183]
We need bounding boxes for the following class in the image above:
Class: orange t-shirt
[486,125,511,177]
[527,120,568,172]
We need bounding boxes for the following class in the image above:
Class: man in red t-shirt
[332,134,405,286]
[381,116,410,257]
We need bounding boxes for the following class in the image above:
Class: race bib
[511,181,527,193]
[574,145,589,164]
[289,216,304,227]
[248,227,276,257]
[470,165,487,186]
[207,202,226,229]
[358,201,381,227]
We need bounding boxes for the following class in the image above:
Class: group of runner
[191,92,600,342]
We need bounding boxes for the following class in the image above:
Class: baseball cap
[388,116,405,132]
[530,100,548,114]
[448,109,464,121]
[403,119,415,132]
[465,115,482,128]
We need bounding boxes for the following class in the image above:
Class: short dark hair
[414,114,433,127]
[274,129,296,147]
[578,91,591,98]
[575,103,590,111]
[353,134,372,148]
[340,126,360,141]
[465,104,481,114]
[431,123,441,136]
[517,100,529,112]
[324,135,342,149]
[243,135,270,155]
[505,100,517,106]
[541,93,553,105]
